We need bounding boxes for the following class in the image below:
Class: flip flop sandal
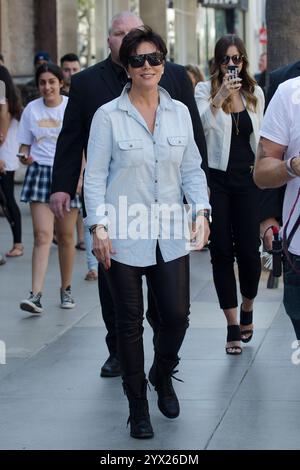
[84,270,98,281]
[75,241,86,251]
[6,246,24,257]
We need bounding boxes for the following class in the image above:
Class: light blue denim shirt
[84,84,210,267]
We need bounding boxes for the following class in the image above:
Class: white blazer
[195,80,265,171]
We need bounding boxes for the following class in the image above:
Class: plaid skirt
[20,162,81,208]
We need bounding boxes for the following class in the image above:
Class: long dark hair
[0,65,22,120]
[210,34,257,114]
[35,63,63,87]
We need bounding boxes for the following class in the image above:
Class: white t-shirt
[260,77,300,256]
[0,117,19,171]
[18,96,68,166]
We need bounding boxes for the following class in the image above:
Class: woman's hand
[0,159,5,174]
[92,227,116,270]
[20,155,34,166]
[260,217,279,251]
[218,72,242,100]
[190,216,210,250]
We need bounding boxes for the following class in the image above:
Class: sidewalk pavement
[0,188,300,450]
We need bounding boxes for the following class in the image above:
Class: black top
[228,109,254,174]
[210,109,256,189]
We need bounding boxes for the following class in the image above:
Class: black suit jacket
[51,57,209,198]
[260,60,300,224]
[266,60,300,106]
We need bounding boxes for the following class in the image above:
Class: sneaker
[60,285,76,309]
[20,292,43,314]
[0,253,6,265]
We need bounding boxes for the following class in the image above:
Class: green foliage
[78,0,95,20]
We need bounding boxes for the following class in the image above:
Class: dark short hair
[119,26,167,69]
[60,53,80,66]
[35,63,63,87]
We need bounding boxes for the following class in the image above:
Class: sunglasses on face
[221,54,244,66]
[128,52,165,68]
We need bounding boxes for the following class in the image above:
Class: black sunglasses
[128,52,165,68]
[221,54,244,66]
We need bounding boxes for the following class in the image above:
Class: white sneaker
[20,292,43,314]
[60,285,76,309]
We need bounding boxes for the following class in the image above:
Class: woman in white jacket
[195,35,265,355]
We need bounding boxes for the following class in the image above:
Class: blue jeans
[283,253,300,339]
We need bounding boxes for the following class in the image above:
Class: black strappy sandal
[226,324,242,355]
[240,305,253,343]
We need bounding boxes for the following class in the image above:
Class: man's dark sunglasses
[221,54,244,65]
[128,52,165,68]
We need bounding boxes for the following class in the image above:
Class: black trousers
[98,265,161,356]
[0,171,22,244]
[101,246,190,378]
[209,169,261,310]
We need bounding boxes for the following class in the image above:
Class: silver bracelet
[285,157,298,178]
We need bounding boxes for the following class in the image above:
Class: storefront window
[197,5,215,78]
[197,3,247,78]
[167,3,175,62]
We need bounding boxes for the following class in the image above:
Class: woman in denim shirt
[85,27,210,439]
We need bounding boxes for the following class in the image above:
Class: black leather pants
[101,246,190,378]
[97,264,160,356]
[98,265,118,356]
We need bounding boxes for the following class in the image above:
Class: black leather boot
[148,355,181,419]
[100,355,121,377]
[123,374,154,439]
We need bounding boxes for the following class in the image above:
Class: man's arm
[254,137,290,189]
[255,137,288,247]
[51,75,86,198]
[254,137,300,249]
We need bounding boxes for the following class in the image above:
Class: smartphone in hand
[227,65,238,80]
[16,153,28,160]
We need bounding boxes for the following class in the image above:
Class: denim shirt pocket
[117,139,144,167]
[167,136,187,164]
